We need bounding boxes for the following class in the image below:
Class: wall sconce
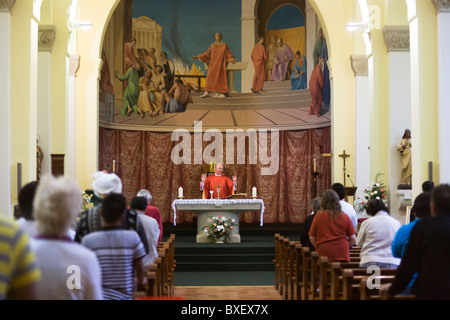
[71,21,93,31]
[345,22,366,32]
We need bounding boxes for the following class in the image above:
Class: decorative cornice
[382,26,410,52]
[0,0,16,12]
[69,54,80,77]
[432,0,450,13]
[38,25,56,52]
[350,55,368,77]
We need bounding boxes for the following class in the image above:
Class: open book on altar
[227,193,247,199]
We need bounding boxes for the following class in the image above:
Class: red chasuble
[203,175,234,199]
[198,42,235,93]
[251,43,267,92]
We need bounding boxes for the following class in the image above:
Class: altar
[171,199,265,243]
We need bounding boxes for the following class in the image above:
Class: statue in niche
[396,129,412,189]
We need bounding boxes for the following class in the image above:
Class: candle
[252,186,257,198]
[313,158,317,172]
[178,186,183,198]
[113,160,115,173]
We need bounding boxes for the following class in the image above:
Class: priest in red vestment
[199,163,237,199]
[193,33,236,98]
[308,58,325,117]
[251,36,267,93]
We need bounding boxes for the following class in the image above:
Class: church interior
[1,0,450,304]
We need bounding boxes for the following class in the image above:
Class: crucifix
[339,150,350,187]
[214,181,222,199]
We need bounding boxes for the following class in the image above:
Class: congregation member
[381,184,450,299]
[391,192,431,294]
[75,171,149,255]
[30,175,102,300]
[0,215,41,300]
[137,189,163,244]
[309,189,356,262]
[331,183,358,229]
[300,197,321,251]
[130,196,160,268]
[356,199,401,269]
[82,193,147,300]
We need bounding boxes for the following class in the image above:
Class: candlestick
[178,186,183,199]
[252,186,257,198]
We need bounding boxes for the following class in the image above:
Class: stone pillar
[0,0,15,217]
[37,25,56,180]
[433,0,450,183]
[67,54,80,180]
[383,25,412,222]
[241,0,258,93]
[305,0,316,86]
[351,54,370,218]
[407,0,438,198]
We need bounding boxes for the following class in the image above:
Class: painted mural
[99,0,331,131]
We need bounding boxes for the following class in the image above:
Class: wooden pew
[308,251,320,300]
[273,234,283,293]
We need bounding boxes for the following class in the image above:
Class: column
[241,0,258,93]
[67,54,80,180]
[37,25,56,179]
[0,0,15,217]
[433,0,450,183]
[407,0,438,197]
[10,0,40,212]
[305,0,316,86]
[351,54,370,218]
[383,25,412,220]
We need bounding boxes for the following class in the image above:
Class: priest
[199,163,237,199]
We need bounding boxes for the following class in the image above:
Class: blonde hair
[33,175,82,236]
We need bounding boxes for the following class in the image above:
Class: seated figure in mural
[147,65,166,116]
[118,62,141,117]
[161,79,193,114]
[192,32,236,98]
[290,50,307,90]
[396,129,412,186]
[308,58,324,117]
[137,70,159,118]
[271,38,294,81]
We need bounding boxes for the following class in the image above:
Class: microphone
[347,174,355,187]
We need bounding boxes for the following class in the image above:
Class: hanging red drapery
[99,126,331,225]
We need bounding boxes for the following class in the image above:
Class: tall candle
[113,160,116,173]
[178,186,183,198]
[313,158,317,172]
[252,186,257,198]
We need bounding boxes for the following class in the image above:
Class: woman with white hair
[30,175,103,300]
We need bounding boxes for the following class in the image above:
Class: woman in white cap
[74,171,149,255]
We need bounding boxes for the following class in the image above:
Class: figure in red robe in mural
[193,33,236,98]
[251,36,267,93]
[308,58,325,117]
[199,163,237,199]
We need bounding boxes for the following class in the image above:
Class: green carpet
[162,222,300,286]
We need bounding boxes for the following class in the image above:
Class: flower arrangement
[356,173,388,214]
[201,216,237,243]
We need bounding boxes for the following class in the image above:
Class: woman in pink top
[309,189,356,262]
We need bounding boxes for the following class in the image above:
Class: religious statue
[396,129,412,187]
[199,163,237,199]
